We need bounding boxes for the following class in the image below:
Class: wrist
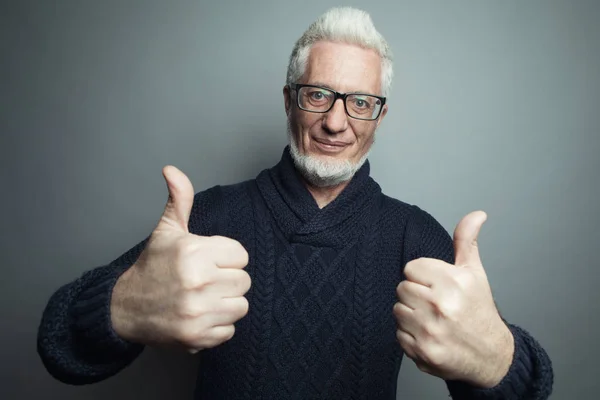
[110,266,138,342]
[475,322,515,388]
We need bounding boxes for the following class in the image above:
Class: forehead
[303,41,382,95]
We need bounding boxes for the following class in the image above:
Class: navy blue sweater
[38,147,553,399]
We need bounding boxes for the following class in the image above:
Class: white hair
[286,7,394,97]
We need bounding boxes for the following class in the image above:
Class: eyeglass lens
[297,86,382,120]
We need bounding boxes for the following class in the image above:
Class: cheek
[352,123,376,144]
[298,114,322,135]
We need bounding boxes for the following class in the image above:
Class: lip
[312,138,350,154]
[313,138,349,147]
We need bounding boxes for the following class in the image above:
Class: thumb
[453,210,487,267]
[157,165,195,233]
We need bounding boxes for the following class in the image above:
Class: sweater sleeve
[408,206,554,399]
[37,188,222,385]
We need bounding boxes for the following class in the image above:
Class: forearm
[37,264,144,384]
[445,324,553,400]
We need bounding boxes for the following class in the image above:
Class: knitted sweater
[38,146,553,399]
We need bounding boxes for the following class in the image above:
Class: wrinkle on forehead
[303,41,383,96]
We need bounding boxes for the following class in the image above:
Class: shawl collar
[256,146,381,247]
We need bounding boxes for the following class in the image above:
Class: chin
[287,123,370,186]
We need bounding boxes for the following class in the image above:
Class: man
[38,7,553,399]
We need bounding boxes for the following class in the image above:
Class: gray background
[1,0,598,399]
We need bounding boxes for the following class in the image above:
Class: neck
[303,179,350,209]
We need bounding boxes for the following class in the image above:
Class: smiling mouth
[312,138,350,153]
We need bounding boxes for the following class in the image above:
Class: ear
[376,104,388,129]
[283,85,292,115]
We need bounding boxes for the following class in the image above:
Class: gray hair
[286,7,394,97]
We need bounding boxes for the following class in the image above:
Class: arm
[446,324,553,400]
[37,182,223,385]
[412,207,554,399]
[37,240,147,384]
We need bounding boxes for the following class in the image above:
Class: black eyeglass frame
[288,83,387,121]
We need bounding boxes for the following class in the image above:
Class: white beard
[287,121,371,188]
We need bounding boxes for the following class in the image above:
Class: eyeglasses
[288,83,386,121]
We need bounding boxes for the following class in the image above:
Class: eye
[352,97,370,109]
[309,91,326,100]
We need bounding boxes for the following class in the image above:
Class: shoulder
[378,192,435,228]
[378,192,446,231]
[378,192,453,263]
[188,178,259,236]
[217,178,258,200]
[377,192,415,221]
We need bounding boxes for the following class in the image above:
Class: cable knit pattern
[241,186,276,399]
[349,197,379,400]
[38,146,553,399]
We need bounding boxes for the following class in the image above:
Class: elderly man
[38,7,553,399]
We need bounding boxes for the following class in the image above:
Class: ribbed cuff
[71,265,143,361]
[446,324,533,399]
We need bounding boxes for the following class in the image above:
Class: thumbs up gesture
[394,211,514,388]
[111,166,251,352]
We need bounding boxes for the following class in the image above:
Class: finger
[206,236,250,269]
[157,165,195,233]
[396,280,433,310]
[208,324,236,344]
[188,324,236,351]
[205,269,252,298]
[403,258,449,287]
[396,327,417,359]
[453,210,487,268]
[209,296,249,326]
[393,302,421,338]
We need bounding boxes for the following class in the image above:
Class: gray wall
[2,0,598,399]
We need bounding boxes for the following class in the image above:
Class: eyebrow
[307,81,378,96]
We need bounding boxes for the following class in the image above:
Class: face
[284,41,388,170]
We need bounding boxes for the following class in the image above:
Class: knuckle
[176,296,207,319]
[236,297,250,318]
[180,269,213,291]
[453,270,474,289]
[392,302,404,320]
[211,236,249,267]
[179,276,198,291]
[417,344,445,369]
[403,258,425,279]
[238,271,252,294]
[228,239,249,266]
[396,280,408,296]
[436,299,461,319]
[403,261,414,276]
[177,331,198,347]
[206,325,235,348]
[222,325,236,342]
[421,322,441,340]
[211,235,236,249]
[176,235,199,256]
[173,322,202,346]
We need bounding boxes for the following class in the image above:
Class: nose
[322,99,348,134]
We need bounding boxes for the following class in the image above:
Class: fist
[111,166,251,352]
[393,211,514,388]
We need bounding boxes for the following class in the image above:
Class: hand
[394,211,514,388]
[111,166,251,353]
